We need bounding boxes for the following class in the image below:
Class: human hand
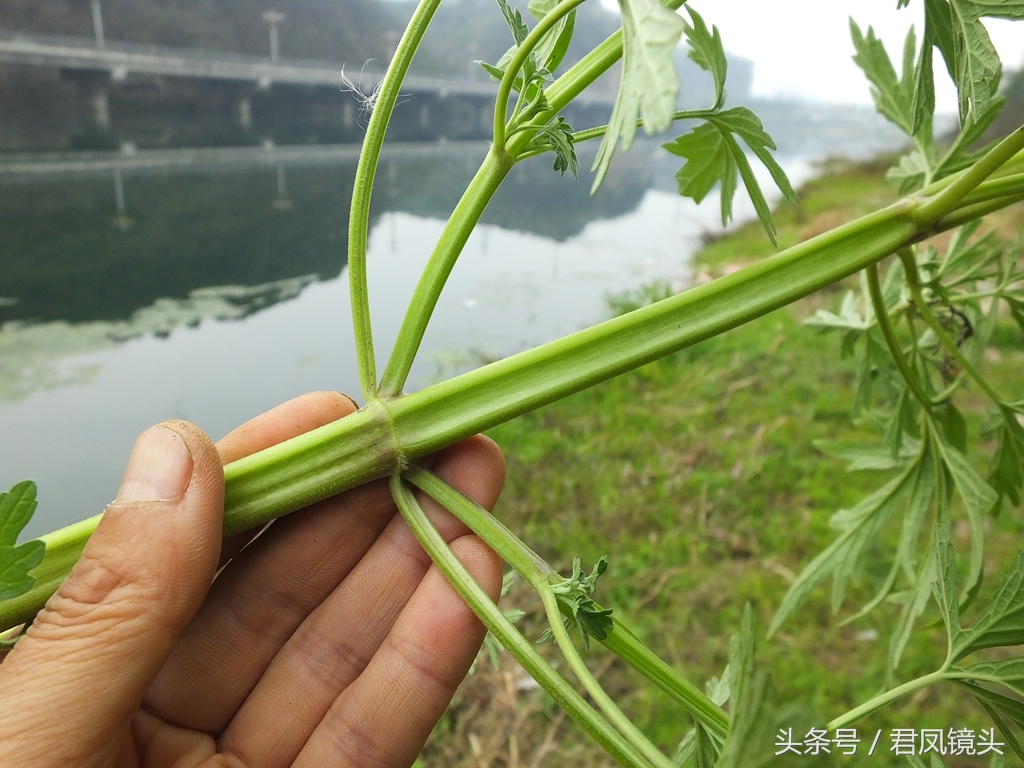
[0,392,504,767]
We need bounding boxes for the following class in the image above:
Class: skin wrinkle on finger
[145,484,397,732]
[0,420,225,768]
[217,443,504,768]
[292,535,501,768]
[215,506,466,767]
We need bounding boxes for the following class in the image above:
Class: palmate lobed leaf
[0,480,44,602]
[591,0,684,191]
[682,5,727,109]
[663,108,797,246]
[849,20,919,136]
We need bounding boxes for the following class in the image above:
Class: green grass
[419,161,1024,768]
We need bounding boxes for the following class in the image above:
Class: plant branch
[493,0,589,149]
[827,670,947,730]
[866,260,933,410]
[912,126,1024,227]
[378,147,514,398]
[898,250,1008,406]
[348,0,442,399]
[538,586,674,768]
[404,466,729,736]
[571,110,716,144]
[389,474,653,768]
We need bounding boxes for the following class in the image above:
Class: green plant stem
[404,466,729,736]
[898,250,1009,406]
[912,126,1024,227]
[934,190,1024,231]
[14,167,1024,632]
[827,670,947,730]
[389,474,653,768]
[347,0,441,399]
[378,147,514,398]
[0,513,100,632]
[538,586,674,768]
[571,110,716,144]
[492,0,588,149]
[866,261,933,409]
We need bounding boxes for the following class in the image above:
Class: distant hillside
[0,0,398,63]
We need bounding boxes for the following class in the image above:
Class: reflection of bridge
[0,140,491,180]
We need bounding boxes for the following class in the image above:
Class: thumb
[0,421,224,763]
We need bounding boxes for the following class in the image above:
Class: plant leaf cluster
[482,0,580,174]
[540,556,614,649]
[778,218,1024,675]
[658,6,797,245]
[933,531,1024,758]
[0,481,44,602]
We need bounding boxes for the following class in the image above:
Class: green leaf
[591,0,685,192]
[953,550,1024,661]
[804,291,870,332]
[959,657,1024,699]
[988,407,1024,509]
[477,60,506,81]
[545,556,614,650]
[496,0,529,46]
[933,428,996,600]
[768,457,923,635]
[682,5,727,109]
[716,606,778,768]
[888,538,936,676]
[0,480,44,602]
[0,480,38,547]
[663,108,797,245]
[933,526,965,660]
[951,681,1024,759]
[814,438,918,472]
[527,0,577,74]
[850,20,919,135]
[946,0,1003,124]
[887,150,930,195]
[527,116,579,177]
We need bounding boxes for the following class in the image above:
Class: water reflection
[0,140,808,535]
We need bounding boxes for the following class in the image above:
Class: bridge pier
[93,89,110,129]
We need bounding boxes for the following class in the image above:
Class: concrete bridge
[0,29,615,105]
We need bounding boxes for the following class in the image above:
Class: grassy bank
[420,161,1024,767]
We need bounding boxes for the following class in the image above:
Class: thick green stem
[866,260,933,409]
[0,513,100,632]
[827,670,946,730]
[898,251,1008,406]
[389,475,652,768]
[538,587,673,768]
[13,168,1024,632]
[348,0,442,399]
[912,126,1024,227]
[378,147,514,397]
[405,466,728,736]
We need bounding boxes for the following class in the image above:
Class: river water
[0,140,816,536]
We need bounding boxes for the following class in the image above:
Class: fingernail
[116,426,194,502]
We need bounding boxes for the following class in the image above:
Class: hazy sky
[598,0,1024,110]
